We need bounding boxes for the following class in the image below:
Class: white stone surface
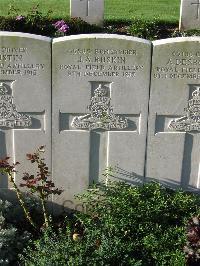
[70,0,104,26]
[179,0,200,30]
[52,34,151,208]
[0,32,51,190]
[146,37,200,191]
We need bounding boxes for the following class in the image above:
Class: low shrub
[184,216,200,265]
[172,29,200,38]
[20,181,200,265]
[0,4,102,37]
[0,16,103,37]
[0,199,31,265]
[127,18,177,40]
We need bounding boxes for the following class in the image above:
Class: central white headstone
[52,34,151,209]
[70,0,104,26]
[179,0,200,30]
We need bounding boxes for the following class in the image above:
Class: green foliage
[66,18,102,35]
[183,216,200,265]
[0,16,102,37]
[127,18,176,40]
[172,29,200,38]
[0,199,31,265]
[1,9,190,41]
[5,4,55,36]
[20,182,200,265]
[0,3,196,40]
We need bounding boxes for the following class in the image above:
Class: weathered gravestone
[146,37,200,191]
[0,32,51,192]
[179,0,200,30]
[52,34,151,208]
[70,0,104,26]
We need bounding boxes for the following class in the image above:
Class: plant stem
[40,193,49,228]
[9,173,37,229]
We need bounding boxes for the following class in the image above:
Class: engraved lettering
[0,54,23,62]
[0,47,27,53]
[61,48,140,79]
[94,56,126,64]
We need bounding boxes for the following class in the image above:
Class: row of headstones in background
[1,32,200,210]
[180,0,200,30]
[71,0,200,30]
[70,0,200,30]
[70,0,104,26]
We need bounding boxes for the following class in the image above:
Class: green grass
[0,0,180,22]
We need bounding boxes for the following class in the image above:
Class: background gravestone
[0,32,51,194]
[52,34,151,208]
[179,0,200,30]
[146,37,200,191]
[70,0,104,26]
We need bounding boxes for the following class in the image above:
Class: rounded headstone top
[0,31,51,42]
[52,33,151,45]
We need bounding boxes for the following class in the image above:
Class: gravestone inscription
[179,0,200,30]
[70,0,104,25]
[52,34,151,207]
[146,37,200,191]
[0,32,51,190]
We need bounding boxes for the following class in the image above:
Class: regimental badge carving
[169,86,200,132]
[0,82,32,128]
[71,83,128,130]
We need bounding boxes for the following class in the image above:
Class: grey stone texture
[179,0,200,30]
[0,32,51,190]
[70,0,104,25]
[2,31,200,209]
[52,34,152,207]
[146,37,200,191]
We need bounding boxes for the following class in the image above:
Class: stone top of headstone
[52,34,152,209]
[70,0,104,26]
[0,31,51,194]
[179,0,200,30]
[53,33,151,44]
[146,36,200,191]
[153,36,200,45]
[0,31,51,41]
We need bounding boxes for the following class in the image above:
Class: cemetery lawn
[0,0,179,22]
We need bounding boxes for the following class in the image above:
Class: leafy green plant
[128,18,176,40]
[0,3,102,37]
[0,157,36,229]
[0,199,31,265]
[20,181,200,265]
[184,216,200,265]
[4,4,55,36]
[172,29,200,38]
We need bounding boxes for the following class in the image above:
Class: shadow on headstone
[89,130,111,185]
[0,131,8,188]
[103,165,200,194]
[181,134,193,189]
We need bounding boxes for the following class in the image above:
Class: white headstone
[52,34,151,208]
[0,32,51,191]
[179,0,200,30]
[146,37,200,191]
[70,0,104,26]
